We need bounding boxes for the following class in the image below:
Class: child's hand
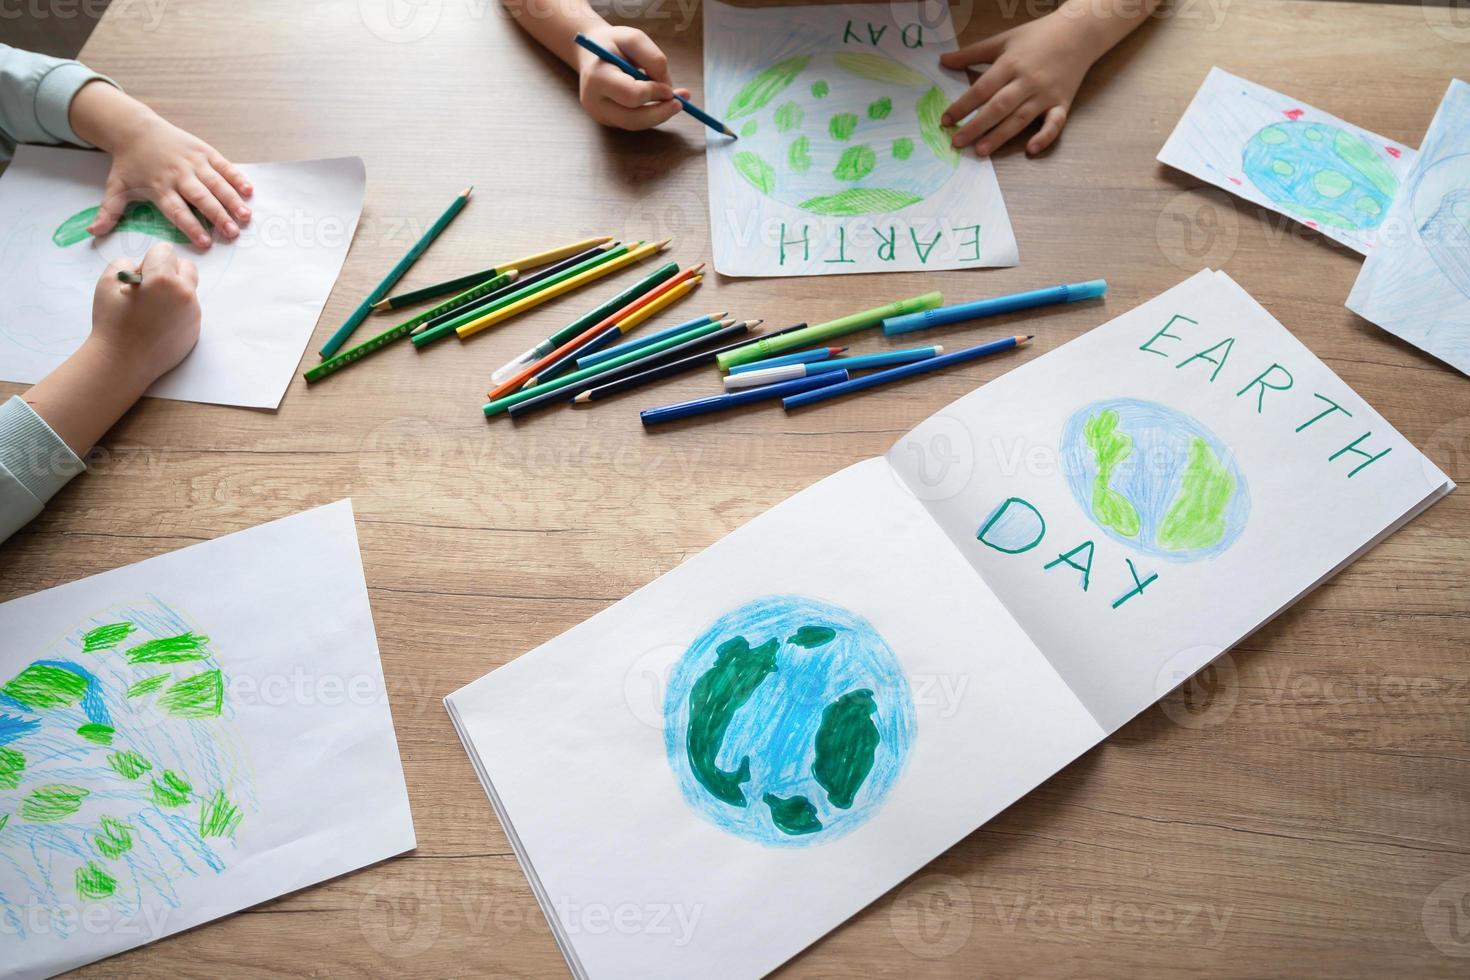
[574,26,691,130]
[939,13,1098,157]
[69,81,253,249]
[91,243,202,390]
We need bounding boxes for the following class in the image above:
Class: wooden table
[3,0,1466,975]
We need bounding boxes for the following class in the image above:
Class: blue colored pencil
[727,345,846,374]
[882,280,1106,335]
[783,336,1031,410]
[724,345,941,390]
[576,313,724,369]
[641,369,850,426]
[537,324,622,383]
[574,33,738,138]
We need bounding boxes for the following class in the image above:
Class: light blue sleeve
[0,395,87,544]
[0,43,118,165]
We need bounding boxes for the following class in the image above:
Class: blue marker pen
[882,280,1107,335]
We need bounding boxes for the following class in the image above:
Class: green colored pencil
[304,270,518,383]
[319,185,473,357]
[715,292,944,371]
[412,242,630,348]
[483,318,727,417]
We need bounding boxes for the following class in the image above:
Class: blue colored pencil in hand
[574,33,738,138]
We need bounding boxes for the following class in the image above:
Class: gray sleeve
[0,43,119,163]
[0,395,87,544]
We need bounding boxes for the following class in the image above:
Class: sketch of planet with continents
[722,52,961,216]
[663,595,914,847]
[1060,399,1250,562]
[1241,120,1397,231]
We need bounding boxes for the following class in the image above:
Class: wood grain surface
[2,0,1467,975]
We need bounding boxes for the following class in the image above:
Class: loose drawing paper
[1347,79,1470,375]
[0,146,366,408]
[446,270,1451,978]
[0,500,415,979]
[1158,68,1416,255]
[703,0,1018,277]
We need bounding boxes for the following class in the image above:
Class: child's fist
[91,242,202,389]
[575,26,690,130]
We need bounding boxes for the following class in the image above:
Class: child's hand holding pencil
[574,26,690,131]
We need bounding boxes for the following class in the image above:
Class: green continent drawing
[51,201,194,248]
[1062,400,1250,562]
[666,596,915,847]
[722,51,961,216]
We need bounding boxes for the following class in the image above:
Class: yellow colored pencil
[456,239,672,340]
[370,237,612,312]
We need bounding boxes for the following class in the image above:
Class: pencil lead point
[370,299,389,312]
[656,238,673,249]
[462,185,474,198]
[573,392,591,404]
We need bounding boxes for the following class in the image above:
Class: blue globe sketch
[1060,399,1250,562]
[1242,120,1398,232]
[663,595,914,847]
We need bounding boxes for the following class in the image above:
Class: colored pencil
[576,312,725,370]
[539,324,623,382]
[457,239,670,341]
[483,317,729,417]
[506,320,751,419]
[573,33,736,139]
[716,292,943,370]
[410,246,605,339]
[487,261,700,400]
[783,335,1032,410]
[116,270,143,285]
[641,370,850,426]
[523,277,702,388]
[372,237,612,311]
[413,242,629,347]
[319,185,472,357]
[572,322,808,404]
[723,346,942,390]
[882,280,1106,335]
[726,346,846,374]
[303,270,517,383]
[489,262,680,383]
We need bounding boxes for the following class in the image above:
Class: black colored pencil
[411,244,614,335]
[571,322,811,404]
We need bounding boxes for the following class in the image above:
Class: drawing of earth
[1060,399,1250,562]
[663,595,914,847]
[722,52,961,216]
[1241,120,1397,231]
[1412,152,1470,300]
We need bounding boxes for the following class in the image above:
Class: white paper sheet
[1346,79,1470,376]
[1158,68,1416,255]
[0,147,365,408]
[447,271,1450,979]
[0,500,415,979]
[703,0,1018,277]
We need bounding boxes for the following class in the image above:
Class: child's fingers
[598,69,674,109]
[950,77,1023,147]
[88,180,131,236]
[155,191,212,249]
[975,101,1043,157]
[208,152,253,201]
[176,256,200,290]
[596,97,683,131]
[139,241,178,274]
[943,63,1014,130]
[1027,105,1068,155]
[615,29,672,85]
[200,165,250,223]
[939,33,1006,71]
[179,177,240,240]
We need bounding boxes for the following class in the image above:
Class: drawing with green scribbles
[664,596,914,847]
[0,599,254,942]
[1062,399,1250,562]
[51,200,200,248]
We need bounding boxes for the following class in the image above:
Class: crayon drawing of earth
[723,52,961,216]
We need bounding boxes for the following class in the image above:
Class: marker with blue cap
[882,280,1107,336]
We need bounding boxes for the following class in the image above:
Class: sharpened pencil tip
[573,392,591,404]
[655,238,673,250]
[462,185,474,198]
[370,299,389,312]
[1021,335,1034,342]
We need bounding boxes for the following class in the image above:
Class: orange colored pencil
[486,262,706,400]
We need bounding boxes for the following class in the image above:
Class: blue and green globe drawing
[663,595,914,847]
[1061,399,1250,562]
[723,52,961,216]
[1242,121,1398,231]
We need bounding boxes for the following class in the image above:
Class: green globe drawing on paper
[1060,399,1251,562]
[723,52,961,216]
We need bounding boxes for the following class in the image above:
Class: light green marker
[716,293,943,371]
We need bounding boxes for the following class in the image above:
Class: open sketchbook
[446,270,1451,979]
[703,0,1018,277]
[0,147,365,409]
[0,500,415,979]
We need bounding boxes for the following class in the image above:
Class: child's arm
[502,0,688,130]
[0,44,252,249]
[0,242,200,545]
[940,0,1160,157]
